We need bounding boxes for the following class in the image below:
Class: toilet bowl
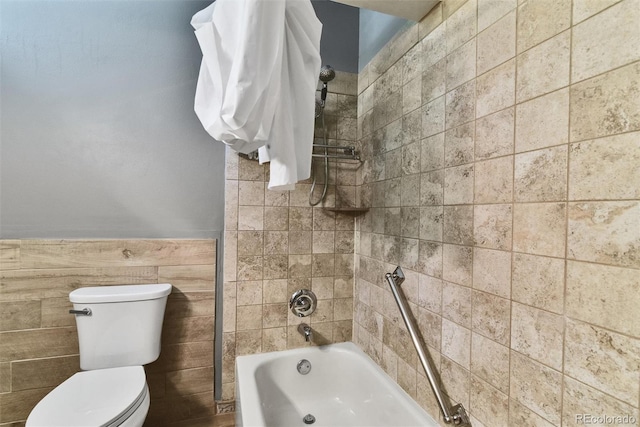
[27,366,149,427]
[25,283,172,427]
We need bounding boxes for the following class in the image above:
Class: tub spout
[298,323,313,342]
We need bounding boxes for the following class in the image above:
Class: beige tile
[264,184,289,207]
[472,291,510,346]
[420,171,444,207]
[0,362,10,393]
[474,156,513,204]
[572,0,640,83]
[0,327,78,363]
[473,204,513,250]
[444,164,474,204]
[515,88,569,153]
[238,181,264,206]
[508,398,556,427]
[11,355,79,392]
[511,302,563,370]
[262,304,287,329]
[422,96,446,138]
[162,316,214,345]
[445,0,477,54]
[237,206,264,231]
[236,281,262,306]
[440,355,471,408]
[237,155,264,181]
[222,282,236,333]
[444,122,475,167]
[510,351,562,425]
[568,201,640,268]
[442,282,472,328]
[0,240,20,271]
[516,30,570,103]
[569,132,640,200]
[512,253,564,314]
[237,231,263,256]
[421,134,445,172]
[513,202,566,257]
[403,77,422,115]
[573,0,622,24]
[564,319,640,405]
[263,207,288,231]
[514,145,568,202]
[570,62,640,142]
[443,205,474,245]
[263,231,288,255]
[446,39,476,91]
[0,300,41,331]
[477,10,516,76]
[418,241,443,278]
[478,0,517,32]
[566,261,640,337]
[470,376,509,427]
[471,333,510,393]
[263,255,288,280]
[441,318,471,369]
[476,59,515,118]
[236,256,262,281]
[472,248,511,298]
[235,330,262,356]
[0,387,53,424]
[236,304,262,331]
[422,60,446,105]
[562,376,640,427]
[262,327,287,353]
[443,244,473,287]
[165,366,213,397]
[475,108,514,160]
[516,0,571,53]
[421,24,446,71]
[446,79,476,128]
[419,207,444,242]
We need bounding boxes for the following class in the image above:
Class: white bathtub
[235,342,439,427]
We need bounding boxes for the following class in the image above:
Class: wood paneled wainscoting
[0,239,216,427]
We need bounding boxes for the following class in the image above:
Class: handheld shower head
[319,65,335,82]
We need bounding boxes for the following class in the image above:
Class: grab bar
[385,266,470,426]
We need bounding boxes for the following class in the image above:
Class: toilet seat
[26,366,148,427]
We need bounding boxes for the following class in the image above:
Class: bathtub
[235,342,439,427]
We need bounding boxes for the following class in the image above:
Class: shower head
[319,65,335,83]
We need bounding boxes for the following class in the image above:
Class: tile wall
[0,239,216,427]
[354,0,640,426]
[221,71,359,400]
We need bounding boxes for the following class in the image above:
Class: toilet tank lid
[70,284,172,303]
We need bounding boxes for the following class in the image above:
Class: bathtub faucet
[298,323,313,342]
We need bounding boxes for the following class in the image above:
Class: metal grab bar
[385,266,470,426]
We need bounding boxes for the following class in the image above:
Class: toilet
[26,283,172,427]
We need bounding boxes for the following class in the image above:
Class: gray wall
[358,9,409,71]
[0,0,359,239]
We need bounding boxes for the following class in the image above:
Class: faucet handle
[289,289,317,317]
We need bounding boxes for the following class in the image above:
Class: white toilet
[26,283,172,427]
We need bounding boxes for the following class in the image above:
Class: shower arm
[385,266,471,426]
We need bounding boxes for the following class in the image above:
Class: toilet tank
[69,284,172,370]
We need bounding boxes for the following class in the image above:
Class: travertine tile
[401,207,420,239]
[510,351,562,425]
[512,253,564,314]
[444,122,475,167]
[417,307,442,350]
[516,31,570,102]
[446,39,476,91]
[474,156,513,204]
[263,207,288,231]
[236,281,262,306]
[443,244,473,287]
[443,205,473,245]
[567,201,640,268]
[476,59,515,118]
[572,0,640,83]
[566,261,640,337]
[420,134,445,172]
[237,231,263,256]
[238,181,265,206]
[471,291,510,345]
[564,319,640,405]
[513,202,566,257]
[446,79,476,128]
[236,256,262,281]
[478,0,517,32]
[401,142,421,175]
[473,204,513,250]
[516,0,571,53]
[445,0,477,54]
[515,88,569,153]
[397,357,418,400]
[422,60,446,104]
[472,248,511,298]
[477,10,516,76]
[514,145,568,202]
[421,24,446,71]
[569,132,640,200]
[401,174,421,207]
[475,107,514,160]
[441,318,471,369]
[570,62,640,142]
[420,171,444,206]
[422,96,446,138]
[263,231,288,255]
[562,376,640,427]
[440,355,471,408]
[572,0,621,24]
[470,376,509,427]
[508,398,556,427]
[511,302,563,370]
[403,77,422,115]
[418,274,443,313]
[237,206,263,231]
[442,281,472,328]
[471,333,510,393]
[444,164,474,205]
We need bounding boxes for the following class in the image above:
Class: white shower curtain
[192,0,322,190]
